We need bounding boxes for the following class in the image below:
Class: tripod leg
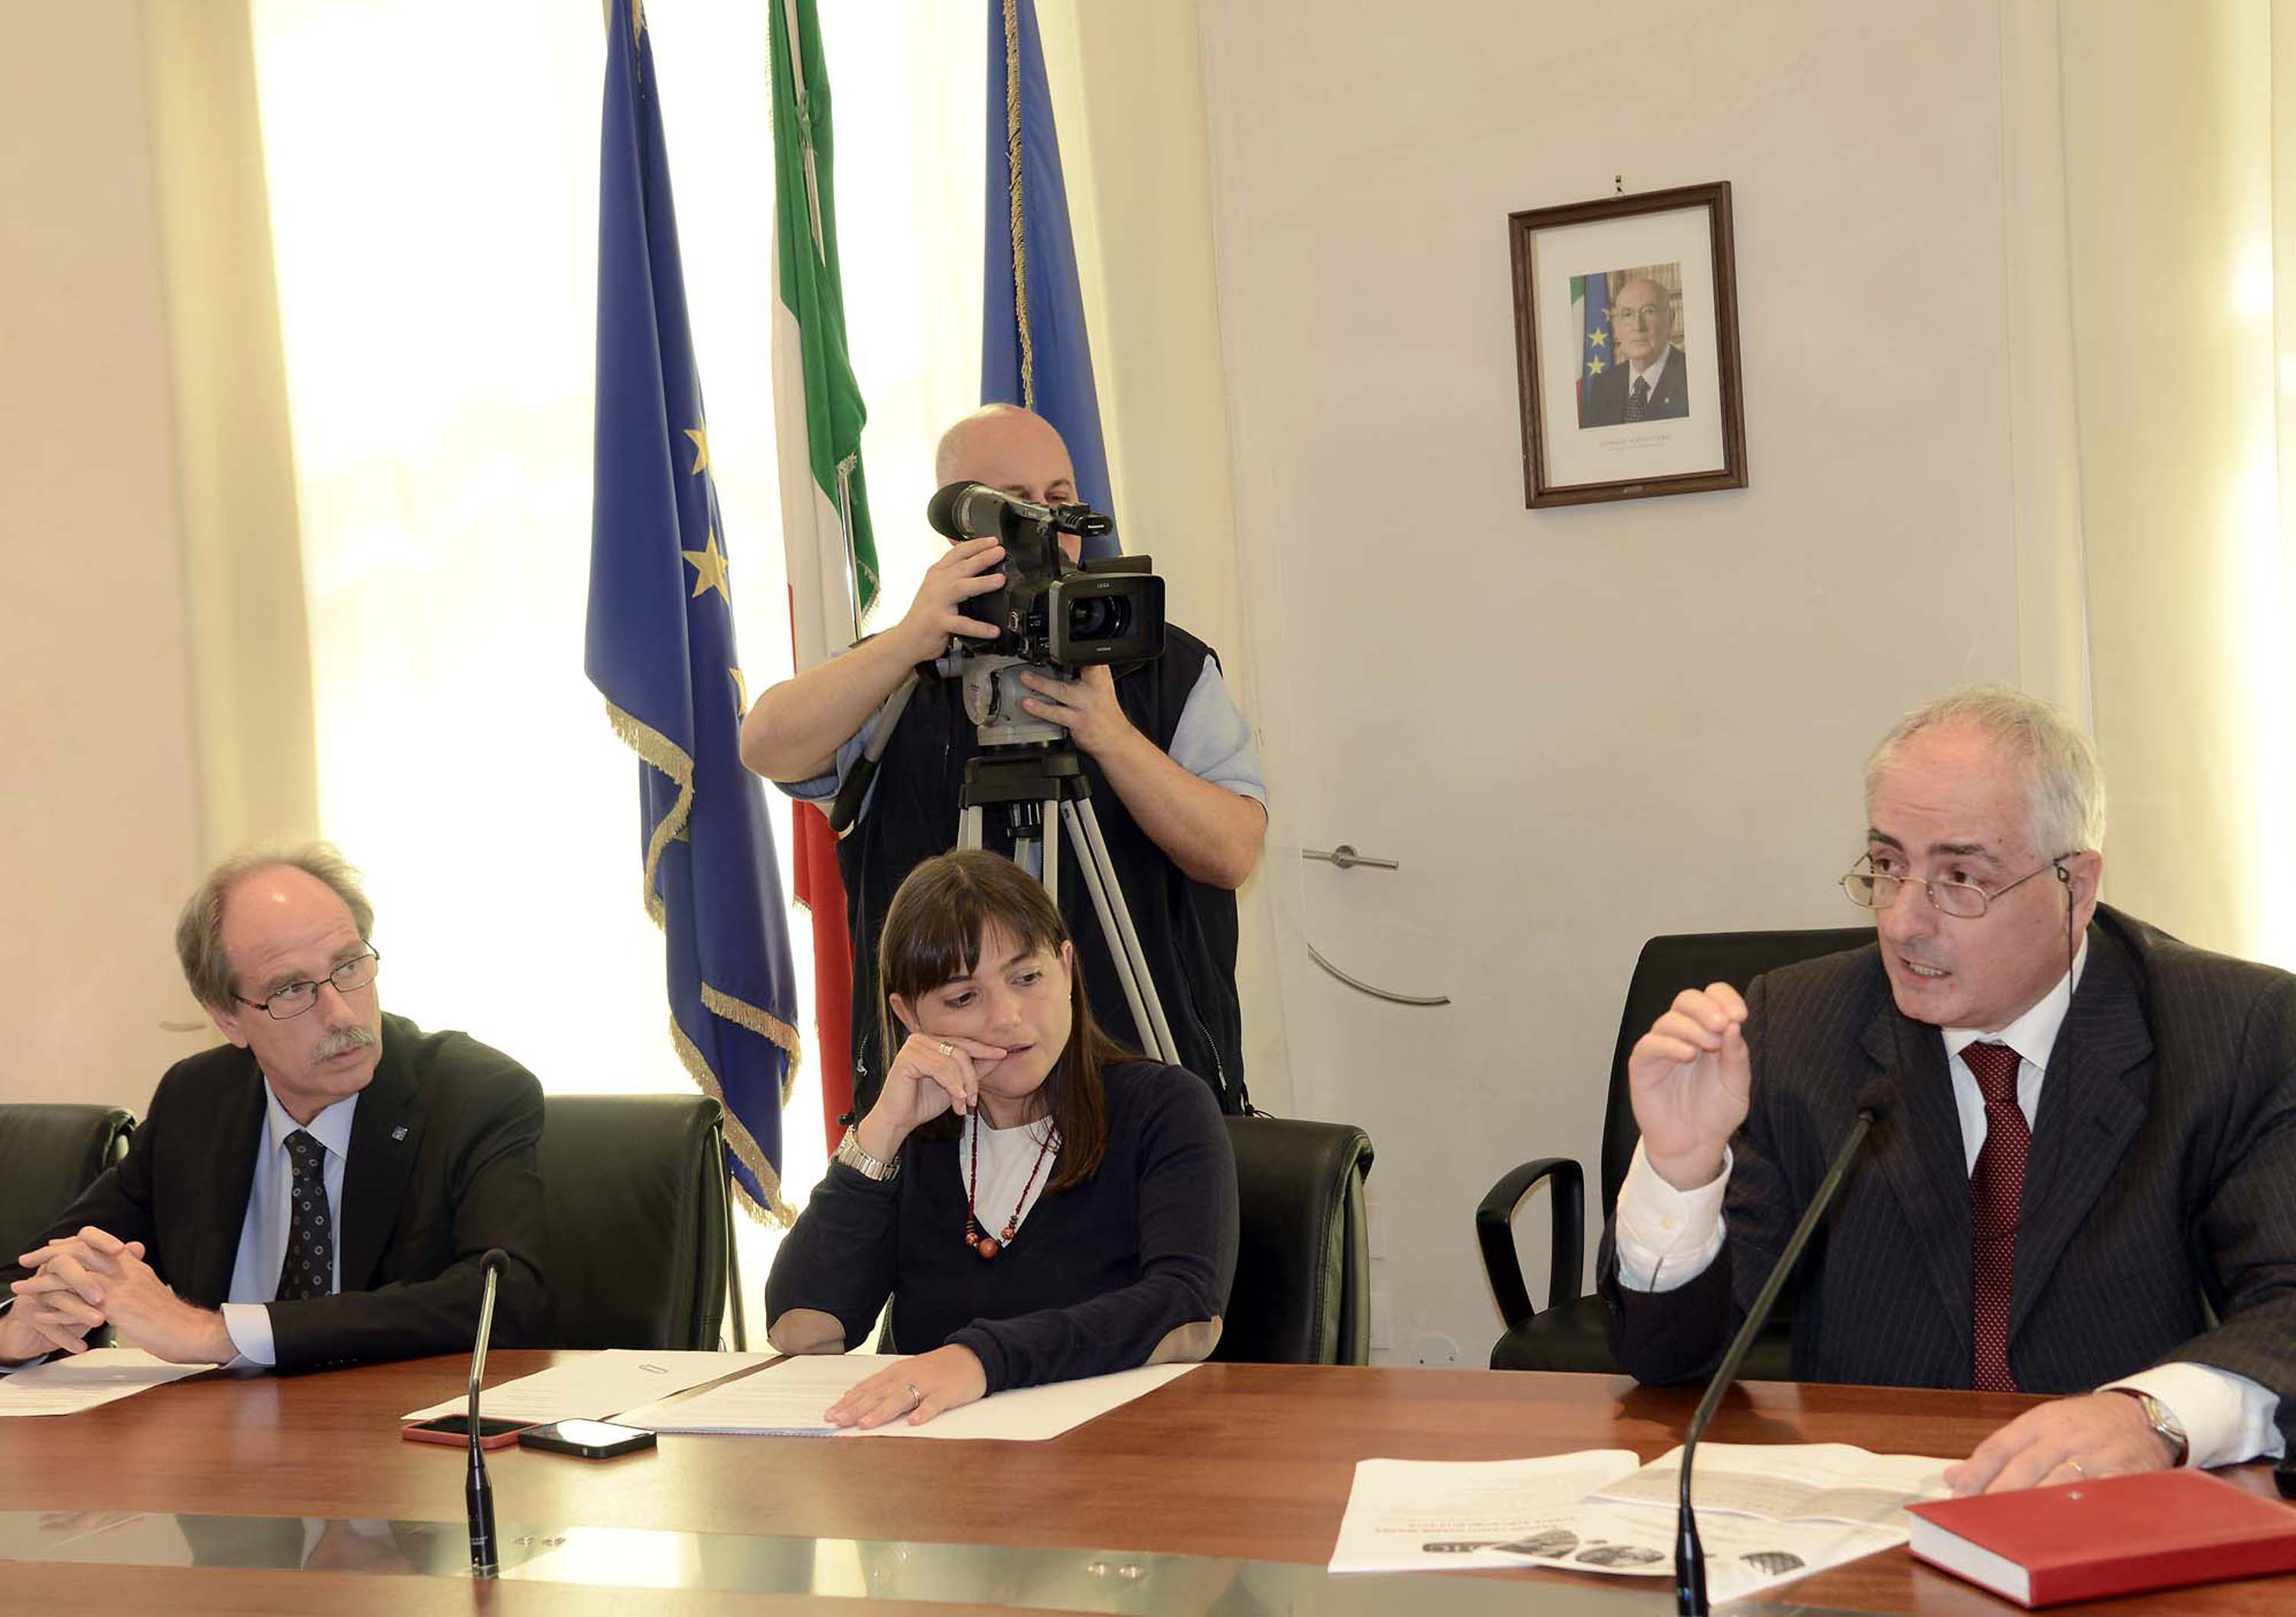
[1041,795,1061,907]
[1062,799,1182,1066]
[958,805,983,853]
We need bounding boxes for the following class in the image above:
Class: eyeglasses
[233,948,382,1021]
[1841,858,2073,920]
[1612,300,1667,326]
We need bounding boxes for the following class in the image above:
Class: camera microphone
[1674,1076,1896,1614]
[926,481,1113,544]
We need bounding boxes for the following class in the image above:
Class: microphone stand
[1675,1082,1893,1615]
[466,1250,507,1577]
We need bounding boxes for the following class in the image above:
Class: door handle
[1301,844,1400,872]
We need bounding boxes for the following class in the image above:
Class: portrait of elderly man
[1600,686,2296,1494]
[1579,270,1691,428]
[2,846,549,1372]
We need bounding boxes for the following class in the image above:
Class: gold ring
[904,1382,922,1408]
[937,1041,954,1057]
[2066,1458,2086,1479]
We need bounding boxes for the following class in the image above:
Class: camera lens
[1067,597,1130,641]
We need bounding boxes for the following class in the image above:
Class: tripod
[956,740,1182,1068]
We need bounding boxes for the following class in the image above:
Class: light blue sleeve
[775,716,878,809]
[221,1302,276,1368]
[1168,660,1267,805]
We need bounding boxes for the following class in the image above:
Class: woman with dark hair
[764,850,1238,1428]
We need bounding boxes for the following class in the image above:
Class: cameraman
[742,405,1265,1117]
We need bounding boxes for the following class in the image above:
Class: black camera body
[928,482,1166,668]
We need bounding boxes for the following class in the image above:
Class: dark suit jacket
[1579,345,1691,427]
[1601,906,2296,1446]
[4,1013,550,1371]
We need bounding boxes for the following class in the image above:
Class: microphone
[1674,1077,1896,1615]
[925,481,1114,544]
[466,1247,509,1577]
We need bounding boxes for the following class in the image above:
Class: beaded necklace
[964,1112,1058,1260]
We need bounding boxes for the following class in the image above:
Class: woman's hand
[856,1031,1009,1160]
[826,1345,988,1430]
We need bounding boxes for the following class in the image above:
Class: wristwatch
[2115,1389,2189,1467]
[833,1126,900,1182]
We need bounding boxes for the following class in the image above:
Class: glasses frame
[233,947,383,1022]
[1840,856,2076,920]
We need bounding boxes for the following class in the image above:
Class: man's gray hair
[1864,686,2108,856]
[175,843,375,1009]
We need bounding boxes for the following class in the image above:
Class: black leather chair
[1478,927,1871,1375]
[1214,1116,1374,1365]
[0,1104,137,1262]
[539,1094,737,1351]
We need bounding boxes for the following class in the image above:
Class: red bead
[975,1237,1000,1260]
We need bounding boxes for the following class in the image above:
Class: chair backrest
[0,1104,136,1262]
[1213,1116,1375,1366]
[1596,927,1874,1215]
[538,1094,732,1351]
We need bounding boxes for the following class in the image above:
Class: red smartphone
[400,1414,535,1450]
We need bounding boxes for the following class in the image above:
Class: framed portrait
[1507,181,1746,507]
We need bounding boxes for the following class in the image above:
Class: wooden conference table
[5,1353,2291,1614]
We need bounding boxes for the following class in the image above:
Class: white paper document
[0,1348,215,1417]
[401,1349,771,1423]
[621,1351,1196,1441]
[1330,1443,1952,1604]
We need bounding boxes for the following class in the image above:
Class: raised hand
[893,537,1008,661]
[1626,983,1752,1190]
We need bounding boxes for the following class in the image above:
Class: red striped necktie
[1965,1041,2028,1391]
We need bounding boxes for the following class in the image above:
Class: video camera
[925,482,1166,668]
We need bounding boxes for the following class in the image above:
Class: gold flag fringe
[601,694,801,1225]
[1001,0,1034,407]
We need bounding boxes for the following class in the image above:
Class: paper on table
[0,1348,215,1417]
[400,1349,771,1423]
[1327,1452,1643,1574]
[621,1351,1198,1441]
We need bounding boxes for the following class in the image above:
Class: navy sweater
[765,1061,1238,1392]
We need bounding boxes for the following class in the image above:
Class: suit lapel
[1861,1003,1974,1364]
[338,1017,424,1290]
[2008,927,2151,1343]
[184,1056,268,1305]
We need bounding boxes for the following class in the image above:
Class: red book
[1906,1469,2296,1608]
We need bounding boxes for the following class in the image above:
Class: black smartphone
[401,1414,535,1450]
[516,1419,657,1459]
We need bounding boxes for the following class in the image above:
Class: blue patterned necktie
[275,1129,335,1302]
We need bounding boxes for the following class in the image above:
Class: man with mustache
[1,847,549,1371]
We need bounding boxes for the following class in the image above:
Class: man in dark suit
[1601,687,2294,1493]
[2,846,548,1371]
[1579,275,1691,427]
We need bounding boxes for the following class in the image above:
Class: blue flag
[587,0,799,1221]
[1574,272,1613,423]
[980,0,1117,559]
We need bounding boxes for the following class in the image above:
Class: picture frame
[1507,181,1747,508]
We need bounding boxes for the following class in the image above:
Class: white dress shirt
[220,1084,357,1367]
[1612,943,2282,1466]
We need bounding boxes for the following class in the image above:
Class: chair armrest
[1474,1157,1586,1330]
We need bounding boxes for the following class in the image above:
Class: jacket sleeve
[266,1056,550,1372]
[949,1072,1238,1394]
[763,1159,902,1351]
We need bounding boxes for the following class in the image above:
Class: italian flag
[769,0,878,1156]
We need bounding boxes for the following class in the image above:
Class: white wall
[0,3,212,1110]
[1197,0,2036,1362]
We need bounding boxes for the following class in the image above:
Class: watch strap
[833,1126,899,1182]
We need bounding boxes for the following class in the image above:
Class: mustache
[311,1024,380,1061]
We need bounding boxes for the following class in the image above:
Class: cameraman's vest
[833,626,1247,1120]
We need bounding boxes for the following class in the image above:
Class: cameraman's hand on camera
[893,537,1007,663]
[1626,983,1752,1192]
[1016,666,1134,755]
[853,1031,1010,1162]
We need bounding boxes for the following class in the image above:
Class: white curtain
[246,0,989,1259]
[2056,0,2296,968]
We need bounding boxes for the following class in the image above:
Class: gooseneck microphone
[1675,1077,1896,1615]
[466,1247,509,1577]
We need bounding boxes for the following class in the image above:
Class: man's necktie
[1626,377,1651,422]
[1966,1042,2028,1391]
[276,1130,335,1302]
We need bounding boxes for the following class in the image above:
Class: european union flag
[587,0,798,1221]
[1574,272,1613,421]
[981,0,1117,559]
